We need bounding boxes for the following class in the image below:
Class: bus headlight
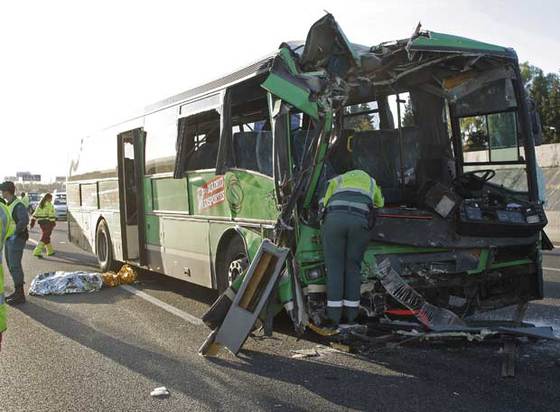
[307,267,323,280]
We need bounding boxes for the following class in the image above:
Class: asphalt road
[1,225,560,411]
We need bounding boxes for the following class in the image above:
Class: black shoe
[6,287,25,306]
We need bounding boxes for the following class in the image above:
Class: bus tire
[96,219,115,272]
[217,236,248,293]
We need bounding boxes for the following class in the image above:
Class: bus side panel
[188,170,277,221]
[143,175,212,287]
[159,216,212,288]
[101,210,124,262]
[68,209,93,253]
[207,223,257,286]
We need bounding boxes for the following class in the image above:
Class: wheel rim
[228,254,248,286]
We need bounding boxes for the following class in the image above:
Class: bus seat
[188,140,219,170]
[328,129,355,174]
[233,131,273,176]
[255,131,273,176]
[350,127,421,202]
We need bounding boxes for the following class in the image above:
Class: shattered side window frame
[174,93,222,178]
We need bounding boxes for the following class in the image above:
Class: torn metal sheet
[203,240,289,356]
[377,257,466,329]
[300,13,360,76]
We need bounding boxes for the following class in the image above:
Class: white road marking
[120,284,204,326]
[543,266,560,273]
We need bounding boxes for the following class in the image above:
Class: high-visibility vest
[20,194,30,208]
[0,203,10,333]
[321,169,384,208]
[7,198,23,237]
[33,202,56,222]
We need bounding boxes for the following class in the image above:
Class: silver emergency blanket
[29,271,103,296]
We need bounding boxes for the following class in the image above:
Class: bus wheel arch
[95,217,116,272]
[215,229,249,293]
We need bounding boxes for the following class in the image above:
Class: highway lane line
[28,237,204,326]
[120,284,204,326]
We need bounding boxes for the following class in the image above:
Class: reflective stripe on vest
[33,203,56,221]
[327,199,370,212]
[331,175,376,200]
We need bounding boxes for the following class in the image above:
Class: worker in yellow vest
[0,181,29,305]
[319,169,384,328]
[20,192,30,210]
[0,201,14,350]
[30,193,57,257]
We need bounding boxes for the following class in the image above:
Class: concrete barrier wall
[464,143,560,242]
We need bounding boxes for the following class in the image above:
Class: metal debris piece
[200,240,289,356]
[330,342,352,353]
[290,345,342,358]
[377,257,465,329]
[501,341,518,378]
[150,386,170,398]
[307,322,340,337]
[29,271,103,296]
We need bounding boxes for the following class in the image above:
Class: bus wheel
[96,220,114,272]
[218,236,248,293]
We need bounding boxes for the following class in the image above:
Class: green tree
[544,73,560,143]
[344,103,375,131]
[460,116,487,151]
[401,101,415,127]
[519,61,560,144]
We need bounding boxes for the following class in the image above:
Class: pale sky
[1,0,558,182]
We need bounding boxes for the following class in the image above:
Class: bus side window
[230,99,273,177]
[175,110,220,175]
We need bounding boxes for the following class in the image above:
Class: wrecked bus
[68,14,548,331]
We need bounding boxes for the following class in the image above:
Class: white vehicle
[53,192,67,220]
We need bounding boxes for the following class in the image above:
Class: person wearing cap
[0,181,29,305]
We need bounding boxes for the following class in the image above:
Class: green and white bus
[68,14,549,325]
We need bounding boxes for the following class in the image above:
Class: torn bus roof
[407,31,514,56]
[261,14,522,120]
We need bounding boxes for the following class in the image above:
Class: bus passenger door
[117,128,147,264]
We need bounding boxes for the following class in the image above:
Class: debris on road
[150,386,170,398]
[290,345,341,359]
[102,264,137,287]
[29,271,103,296]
